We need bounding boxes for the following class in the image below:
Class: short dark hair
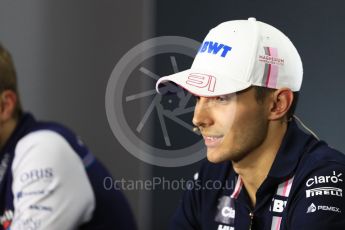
[0,43,23,119]
[253,86,299,119]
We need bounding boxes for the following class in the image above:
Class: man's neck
[232,121,287,207]
[0,118,18,150]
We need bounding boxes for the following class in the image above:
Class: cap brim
[156,69,252,97]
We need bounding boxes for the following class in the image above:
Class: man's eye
[215,94,235,102]
[216,96,228,102]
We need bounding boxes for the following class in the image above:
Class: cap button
[248,17,257,22]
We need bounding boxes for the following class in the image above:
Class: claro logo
[221,207,235,219]
[306,171,343,187]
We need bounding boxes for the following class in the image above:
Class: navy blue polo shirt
[171,120,345,230]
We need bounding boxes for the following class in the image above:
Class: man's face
[192,87,270,163]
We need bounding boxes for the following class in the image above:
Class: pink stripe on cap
[266,47,279,88]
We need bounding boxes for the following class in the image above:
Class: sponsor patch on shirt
[306,203,341,214]
[306,187,342,198]
[19,167,54,185]
[305,171,342,187]
[214,196,235,226]
[269,195,288,216]
[217,224,234,230]
[16,189,54,200]
[305,171,343,198]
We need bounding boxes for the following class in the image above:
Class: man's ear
[0,90,17,122]
[267,88,293,121]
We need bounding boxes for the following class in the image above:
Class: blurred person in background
[0,43,137,230]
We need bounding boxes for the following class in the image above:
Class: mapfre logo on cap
[258,47,284,66]
[186,73,216,92]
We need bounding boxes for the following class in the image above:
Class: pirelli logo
[306,187,342,198]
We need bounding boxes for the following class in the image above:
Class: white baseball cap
[156,17,303,97]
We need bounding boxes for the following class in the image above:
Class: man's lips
[202,135,223,148]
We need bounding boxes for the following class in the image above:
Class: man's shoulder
[287,142,345,229]
[309,141,345,164]
[293,141,345,190]
[14,114,79,149]
[16,129,71,153]
[297,141,345,176]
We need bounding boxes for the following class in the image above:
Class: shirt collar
[0,113,37,156]
[267,119,316,180]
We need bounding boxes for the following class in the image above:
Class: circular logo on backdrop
[105,36,206,167]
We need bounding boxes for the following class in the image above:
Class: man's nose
[192,97,213,129]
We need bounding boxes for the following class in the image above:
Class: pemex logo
[307,203,316,213]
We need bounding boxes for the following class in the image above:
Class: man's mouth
[202,135,223,148]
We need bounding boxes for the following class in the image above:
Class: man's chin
[206,149,229,163]
[206,148,245,163]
